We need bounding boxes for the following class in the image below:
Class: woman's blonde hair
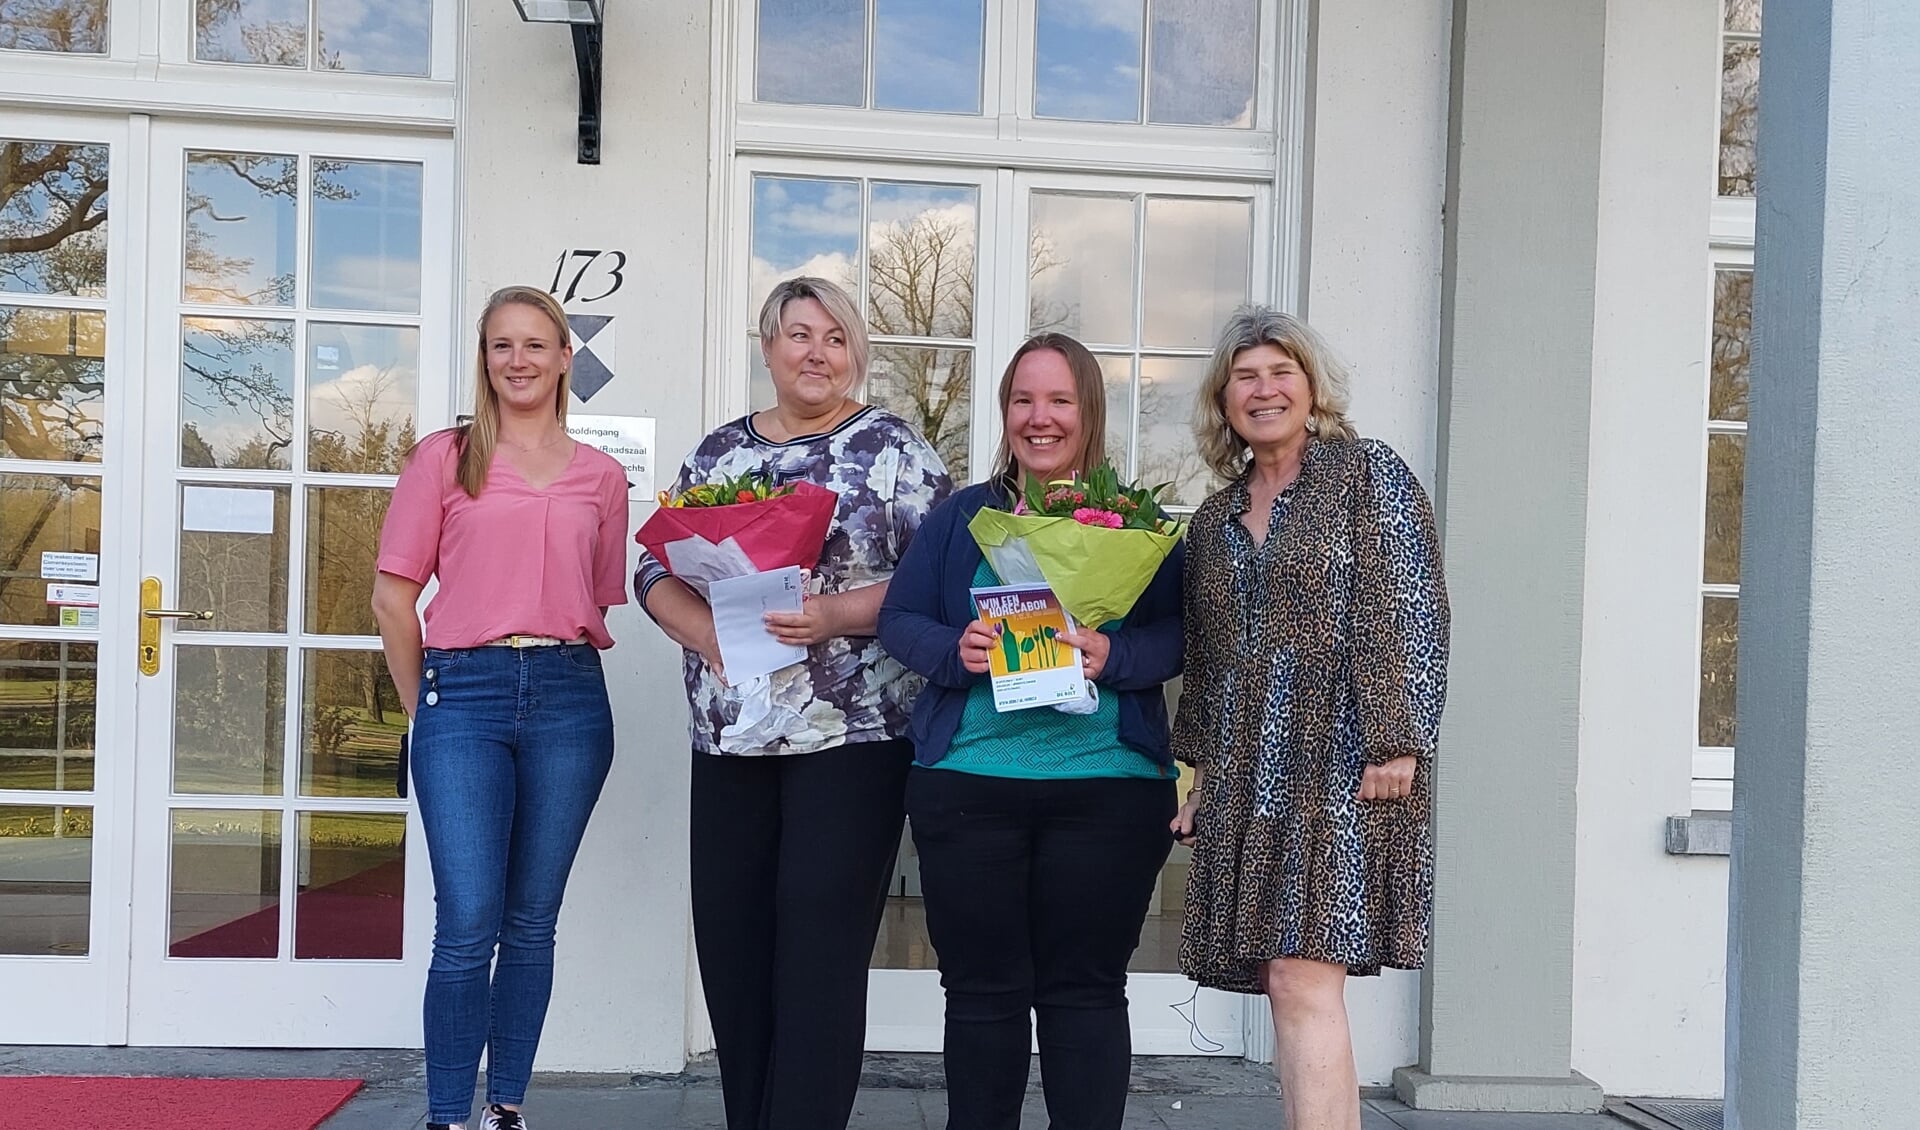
[988,333,1108,491]
[1194,306,1357,481]
[757,276,870,389]
[456,286,574,497]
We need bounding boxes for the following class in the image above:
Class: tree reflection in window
[180,317,295,470]
[0,141,108,298]
[0,0,107,54]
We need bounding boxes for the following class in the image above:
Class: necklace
[499,432,569,452]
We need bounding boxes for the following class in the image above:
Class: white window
[722,0,1299,506]
[1694,0,1759,811]
[190,0,433,75]
[0,0,458,90]
[721,1,1298,1050]
[723,5,1295,1059]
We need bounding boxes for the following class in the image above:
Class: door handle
[139,576,211,676]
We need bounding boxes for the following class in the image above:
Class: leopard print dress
[1175,437,1449,990]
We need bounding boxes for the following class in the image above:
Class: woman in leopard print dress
[1170,307,1449,1130]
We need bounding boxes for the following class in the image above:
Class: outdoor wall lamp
[512,0,604,165]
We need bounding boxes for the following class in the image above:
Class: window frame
[0,0,456,127]
[712,0,1306,486]
[729,158,1002,479]
[735,0,1287,149]
[722,159,1273,489]
[1691,243,1751,814]
[1692,0,1759,812]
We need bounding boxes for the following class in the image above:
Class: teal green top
[932,562,1175,781]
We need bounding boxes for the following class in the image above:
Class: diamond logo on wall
[567,313,616,401]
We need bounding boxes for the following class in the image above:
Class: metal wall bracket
[572,21,602,164]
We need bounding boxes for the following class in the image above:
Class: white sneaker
[479,1104,528,1130]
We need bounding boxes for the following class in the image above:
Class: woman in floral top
[634,276,951,1130]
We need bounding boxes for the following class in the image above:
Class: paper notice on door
[708,566,807,683]
[40,552,98,581]
[182,485,277,534]
[59,607,99,629]
[47,584,100,606]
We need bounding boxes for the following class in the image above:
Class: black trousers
[690,739,912,1130]
[906,767,1177,1130]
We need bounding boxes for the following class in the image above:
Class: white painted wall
[457,0,713,1073]
[1301,0,1451,1084]
[1573,0,1728,1098]
[1304,0,1451,487]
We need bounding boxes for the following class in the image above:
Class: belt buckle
[508,634,541,649]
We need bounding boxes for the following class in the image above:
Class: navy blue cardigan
[876,482,1187,767]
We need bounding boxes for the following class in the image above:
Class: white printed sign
[47,584,100,606]
[566,414,656,498]
[41,552,98,581]
[182,486,277,534]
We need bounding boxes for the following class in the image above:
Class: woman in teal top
[877,333,1185,1130]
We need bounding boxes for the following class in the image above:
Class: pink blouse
[376,429,631,649]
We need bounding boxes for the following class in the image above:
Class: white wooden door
[125,121,453,1045]
[0,111,138,1046]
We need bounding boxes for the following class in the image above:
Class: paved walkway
[0,1047,1645,1129]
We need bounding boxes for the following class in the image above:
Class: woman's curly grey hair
[1193,306,1358,481]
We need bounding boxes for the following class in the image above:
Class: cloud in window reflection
[184,151,298,307]
[310,160,423,313]
[757,0,864,107]
[307,323,418,474]
[874,0,983,114]
[316,0,430,76]
[195,0,308,66]
[868,184,976,339]
[1034,0,1142,122]
[1027,193,1251,506]
[1148,0,1256,127]
[749,176,860,319]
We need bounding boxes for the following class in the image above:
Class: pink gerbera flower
[1073,507,1125,528]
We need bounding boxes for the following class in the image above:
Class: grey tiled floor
[0,1047,1639,1129]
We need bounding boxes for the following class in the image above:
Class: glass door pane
[747,170,983,481]
[1024,182,1253,508]
[130,124,447,1046]
[0,120,126,1046]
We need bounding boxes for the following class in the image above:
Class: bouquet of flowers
[654,471,797,511]
[636,472,838,600]
[968,463,1184,628]
[638,471,841,753]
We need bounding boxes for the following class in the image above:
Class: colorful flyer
[970,583,1084,713]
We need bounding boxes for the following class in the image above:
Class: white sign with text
[566,414,656,498]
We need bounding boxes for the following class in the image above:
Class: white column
[1723,2,1920,1126]
[1393,0,1606,1112]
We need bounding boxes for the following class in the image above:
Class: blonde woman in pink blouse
[371,286,630,1130]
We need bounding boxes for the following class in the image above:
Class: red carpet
[0,1076,363,1129]
[171,858,405,960]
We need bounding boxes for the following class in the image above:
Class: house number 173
[549,249,627,303]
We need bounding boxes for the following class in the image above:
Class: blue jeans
[410,643,615,1125]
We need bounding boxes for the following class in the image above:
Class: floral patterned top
[635,406,954,756]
